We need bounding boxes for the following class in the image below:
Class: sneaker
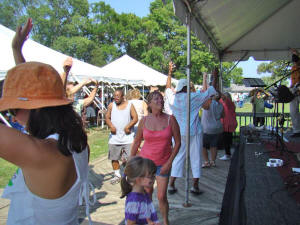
[219,155,231,161]
[110,176,121,185]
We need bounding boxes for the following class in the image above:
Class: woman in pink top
[219,92,237,160]
[131,91,181,225]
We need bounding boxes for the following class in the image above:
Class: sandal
[202,161,211,168]
[190,186,203,195]
[168,186,177,194]
[210,160,216,167]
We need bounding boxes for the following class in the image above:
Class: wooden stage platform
[0,151,231,225]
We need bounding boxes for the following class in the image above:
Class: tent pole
[101,82,104,128]
[219,57,223,92]
[142,85,145,99]
[184,9,191,208]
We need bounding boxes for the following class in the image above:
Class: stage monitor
[243,78,266,87]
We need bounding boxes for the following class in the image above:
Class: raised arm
[60,57,73,91]
[0,124,54,169]
[166,61,175,89]
[83,80,98,107]
[12,18,33,65]
[212,67,219,91]
[68,79,93,95]
[105,103,116,134]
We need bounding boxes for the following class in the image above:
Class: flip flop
[168,186,177,194]
[190,186,203,195]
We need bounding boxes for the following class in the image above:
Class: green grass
[0,159,18,188]
[86,127,110,161]
[0,128,110,188]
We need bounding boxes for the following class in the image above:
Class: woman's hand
[12,18,33,51]
[63,57,73,73]
[168,61,175,74]
[160,162,171,175]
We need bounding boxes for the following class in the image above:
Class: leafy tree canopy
[0,0,243,86]
[257,60,291,86]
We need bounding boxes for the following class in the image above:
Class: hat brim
[0,96,72,112]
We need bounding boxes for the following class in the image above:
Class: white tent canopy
[100,54,178,86]
[173,0,300,61]
[0,24,129,84]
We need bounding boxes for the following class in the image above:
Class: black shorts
[203,133,222,149]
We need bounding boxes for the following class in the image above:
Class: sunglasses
[8,109,19,117]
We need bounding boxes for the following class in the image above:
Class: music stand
[243,78,266,88]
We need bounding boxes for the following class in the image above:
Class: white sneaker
[219,154,231,161]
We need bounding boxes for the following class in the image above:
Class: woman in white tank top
[0,62,93,225]
[128,89,148,133]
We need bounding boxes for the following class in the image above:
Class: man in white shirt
[165,62,217,194]
[105,89,138,184]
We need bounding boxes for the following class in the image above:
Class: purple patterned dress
[125,192,159,224]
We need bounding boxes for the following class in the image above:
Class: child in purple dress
[121,156,160,225]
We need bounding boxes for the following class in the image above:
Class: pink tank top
[140,116,173,166]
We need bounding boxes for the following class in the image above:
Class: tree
[221,62,243,87]
[0,0,41,29]
[0,0,243,86]
[257,61,290,86]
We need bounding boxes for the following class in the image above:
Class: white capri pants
[171,133,202,178]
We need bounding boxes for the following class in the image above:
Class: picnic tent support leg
[184,8,192,208]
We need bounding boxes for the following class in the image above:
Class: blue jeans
[156,165,170,177]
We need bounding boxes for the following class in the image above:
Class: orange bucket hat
[0,62,72,111]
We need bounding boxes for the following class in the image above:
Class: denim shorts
[156,165,170,177]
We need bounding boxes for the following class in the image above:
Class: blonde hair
[125,89,133,100]
[131,89,141,99]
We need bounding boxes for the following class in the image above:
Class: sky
[89,0,271,78]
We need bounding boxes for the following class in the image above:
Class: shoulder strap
[46,133,59,140]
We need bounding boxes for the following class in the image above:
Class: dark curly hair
[27,104,87,156]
